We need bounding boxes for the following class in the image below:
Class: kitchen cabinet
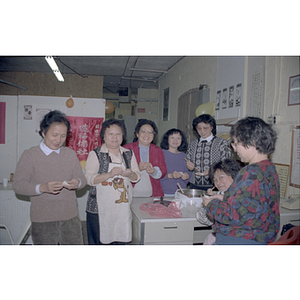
[130,197,213,245]
[0,184,32,244]
[130,197,300,245]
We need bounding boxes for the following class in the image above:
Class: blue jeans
[214,233,268,245]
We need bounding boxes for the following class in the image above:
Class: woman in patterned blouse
[203,117,280,245]
[186,114,232,191]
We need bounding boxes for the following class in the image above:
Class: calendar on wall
[250,72,264,118]
[247,57,265,118]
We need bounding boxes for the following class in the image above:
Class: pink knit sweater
[13,145,87,222]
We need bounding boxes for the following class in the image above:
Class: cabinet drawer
[143,221,194,244]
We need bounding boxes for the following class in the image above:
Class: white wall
[157,56,217,137]
[0,95,106,221]
[265,56,300,197]
[157,56,300,198]
[0,96,18,183]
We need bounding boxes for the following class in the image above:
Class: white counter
[130,197,212,245]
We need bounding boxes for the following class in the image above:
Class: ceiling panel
[0,56,184,94]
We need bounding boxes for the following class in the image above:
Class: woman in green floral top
[203,117,280,245]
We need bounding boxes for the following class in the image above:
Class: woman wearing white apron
[85,119,140,244]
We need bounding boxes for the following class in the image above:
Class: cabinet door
[177,88,199,144]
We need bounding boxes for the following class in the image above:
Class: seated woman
[160,128,191,196]
[196,159,242,244]
[203,117,280,245]
[124,119,167,198]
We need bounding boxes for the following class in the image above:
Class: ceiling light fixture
[129,68,167,73]
[122,76,157,82]
[45,56,64,82]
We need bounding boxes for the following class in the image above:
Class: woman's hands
[121,168,138,180]
[168,171,189,180]
[39,178,80,194]
[202,193,224,206]
[186,160,195,171]
[139,162,155,174]
[185,159,208,176]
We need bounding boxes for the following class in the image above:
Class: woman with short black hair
[13,110,87,245]
[160,128,190,196]
[203,117,280,245]
[186,114,232,191]
[124,119,167,198]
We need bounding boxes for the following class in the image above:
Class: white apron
[96,160,133,244]
[132,152,152,197]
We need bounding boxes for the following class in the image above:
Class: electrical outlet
[274,114,280,124]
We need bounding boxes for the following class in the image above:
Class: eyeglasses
[139,129,154,135]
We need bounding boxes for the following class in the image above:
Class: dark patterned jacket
[187,136,232,188]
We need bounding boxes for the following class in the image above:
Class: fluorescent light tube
[45,56,64,82]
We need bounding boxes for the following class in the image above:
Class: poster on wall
[228,86,234,108]
[35,108,51,133]
[0,102,5,144]
[235,83,242,107]
[222,88,227,109]
[66,116,104,169]
[215,90,221,110]
[23,105,33,120]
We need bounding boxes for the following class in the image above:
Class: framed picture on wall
[289,126,300,188]
[222,88,227,109]
[274,163,289,198]
[163,87,170,121]
[288,74,300,106]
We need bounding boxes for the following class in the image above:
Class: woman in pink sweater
[13,110,87,245]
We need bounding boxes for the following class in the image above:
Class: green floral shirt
[206,160,280,243]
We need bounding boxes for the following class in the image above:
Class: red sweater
[123,141,167,197]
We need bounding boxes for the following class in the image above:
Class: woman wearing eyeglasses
[124,119,167,198]
[186,114,232,191]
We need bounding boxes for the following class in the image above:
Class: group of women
[13,109,280,246]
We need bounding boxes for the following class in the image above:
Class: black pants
[86,212,125,245]
[86,212,101,244]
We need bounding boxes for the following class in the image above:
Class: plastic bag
[196,203,214,226]
[139,202,182,218]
